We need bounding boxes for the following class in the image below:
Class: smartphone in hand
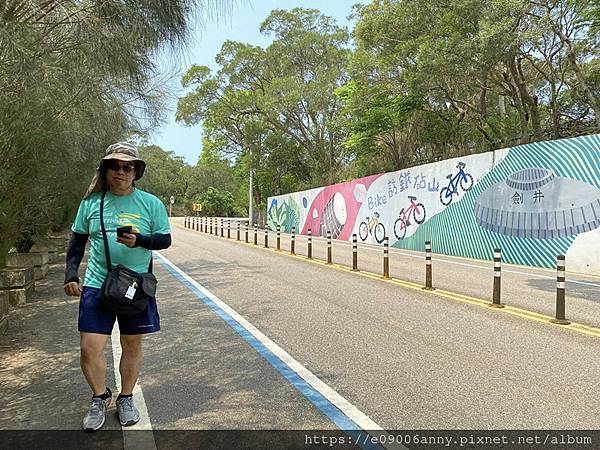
[116,226,132,237]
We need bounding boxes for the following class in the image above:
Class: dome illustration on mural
[474,168,600,239]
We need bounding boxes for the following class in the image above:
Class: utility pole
[248,156,253,226]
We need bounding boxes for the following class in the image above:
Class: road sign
[192,202,203,212]
[170,196,175,204]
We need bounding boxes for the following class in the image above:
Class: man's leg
[80,332,112,432]
[115,297,158,426]
[116,334,143,426]
[80,332,110,395]
[119,334,143,394]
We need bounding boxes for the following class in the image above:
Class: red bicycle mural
[393,196,427,240]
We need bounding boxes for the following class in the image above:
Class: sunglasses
[105,160,136,173]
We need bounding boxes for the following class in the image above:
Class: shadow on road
[0,262,119,431]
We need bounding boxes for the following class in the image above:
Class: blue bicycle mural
[439,162,474,206]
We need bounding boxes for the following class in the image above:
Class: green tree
[177,8,351,210]
[195,187,237,217]
[344,0,599,177]
[137,145,188,206]
[0,0,226,264]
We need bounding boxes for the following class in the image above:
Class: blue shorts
[78,287,160,335]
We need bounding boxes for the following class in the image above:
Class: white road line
[155,252,401,444]
[111,326,157,449]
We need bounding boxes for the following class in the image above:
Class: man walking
[64,142,171,431]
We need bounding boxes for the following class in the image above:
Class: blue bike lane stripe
[154,252,389,450]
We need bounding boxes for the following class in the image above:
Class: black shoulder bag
[99,190,157,315]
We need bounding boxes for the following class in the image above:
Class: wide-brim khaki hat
[84,142,146,198]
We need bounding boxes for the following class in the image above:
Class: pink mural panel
[301,174,382,239]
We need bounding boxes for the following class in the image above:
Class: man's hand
[117,232,137,248]
[64,280,81,297]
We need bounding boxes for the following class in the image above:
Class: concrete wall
[267,134,600,275]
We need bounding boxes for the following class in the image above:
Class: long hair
[83,164,136,199]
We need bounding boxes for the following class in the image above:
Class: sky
[149,0,364,165]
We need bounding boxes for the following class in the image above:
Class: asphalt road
[3,218,600,445]
[154,219,600,429]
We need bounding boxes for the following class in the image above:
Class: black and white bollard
[291,227,296,255]
[237,221,240,241]
[210,218,213,235]
[490,248,504,308]
[383,236,390,279]
[277,226,281,250]
[227,220,231,239]
[221,219,224,238]
[254,224,258,245]
[326,231,332,264]
[551,255,570,325]
[352,233,358,272]
[245,223,249,243]
[352,234,358,271]
[424,240,434,290]
[264,227,268,248]
[307,228,312,259]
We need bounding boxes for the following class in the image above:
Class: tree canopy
[2,2,598,265]
[176,2,599,210]
[0,0,218,264]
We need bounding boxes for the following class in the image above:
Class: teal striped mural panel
[393,135,600,268]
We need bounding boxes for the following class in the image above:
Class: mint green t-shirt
[71,188,171,288]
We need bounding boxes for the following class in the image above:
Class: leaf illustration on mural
[474,168,600,239]
[267,199,286,231]
[283,197,300,233]
[267,198,300,232]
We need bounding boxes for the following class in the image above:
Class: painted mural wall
[267,134,600,275]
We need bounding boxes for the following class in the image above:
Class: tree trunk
[512,54,541,139]
[549,81,561,139]
[504,64,529,144]
[555,29,600,129]
[498,95,506,116]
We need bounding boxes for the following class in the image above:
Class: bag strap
[100,189,153,273]
[100,190,112,270]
